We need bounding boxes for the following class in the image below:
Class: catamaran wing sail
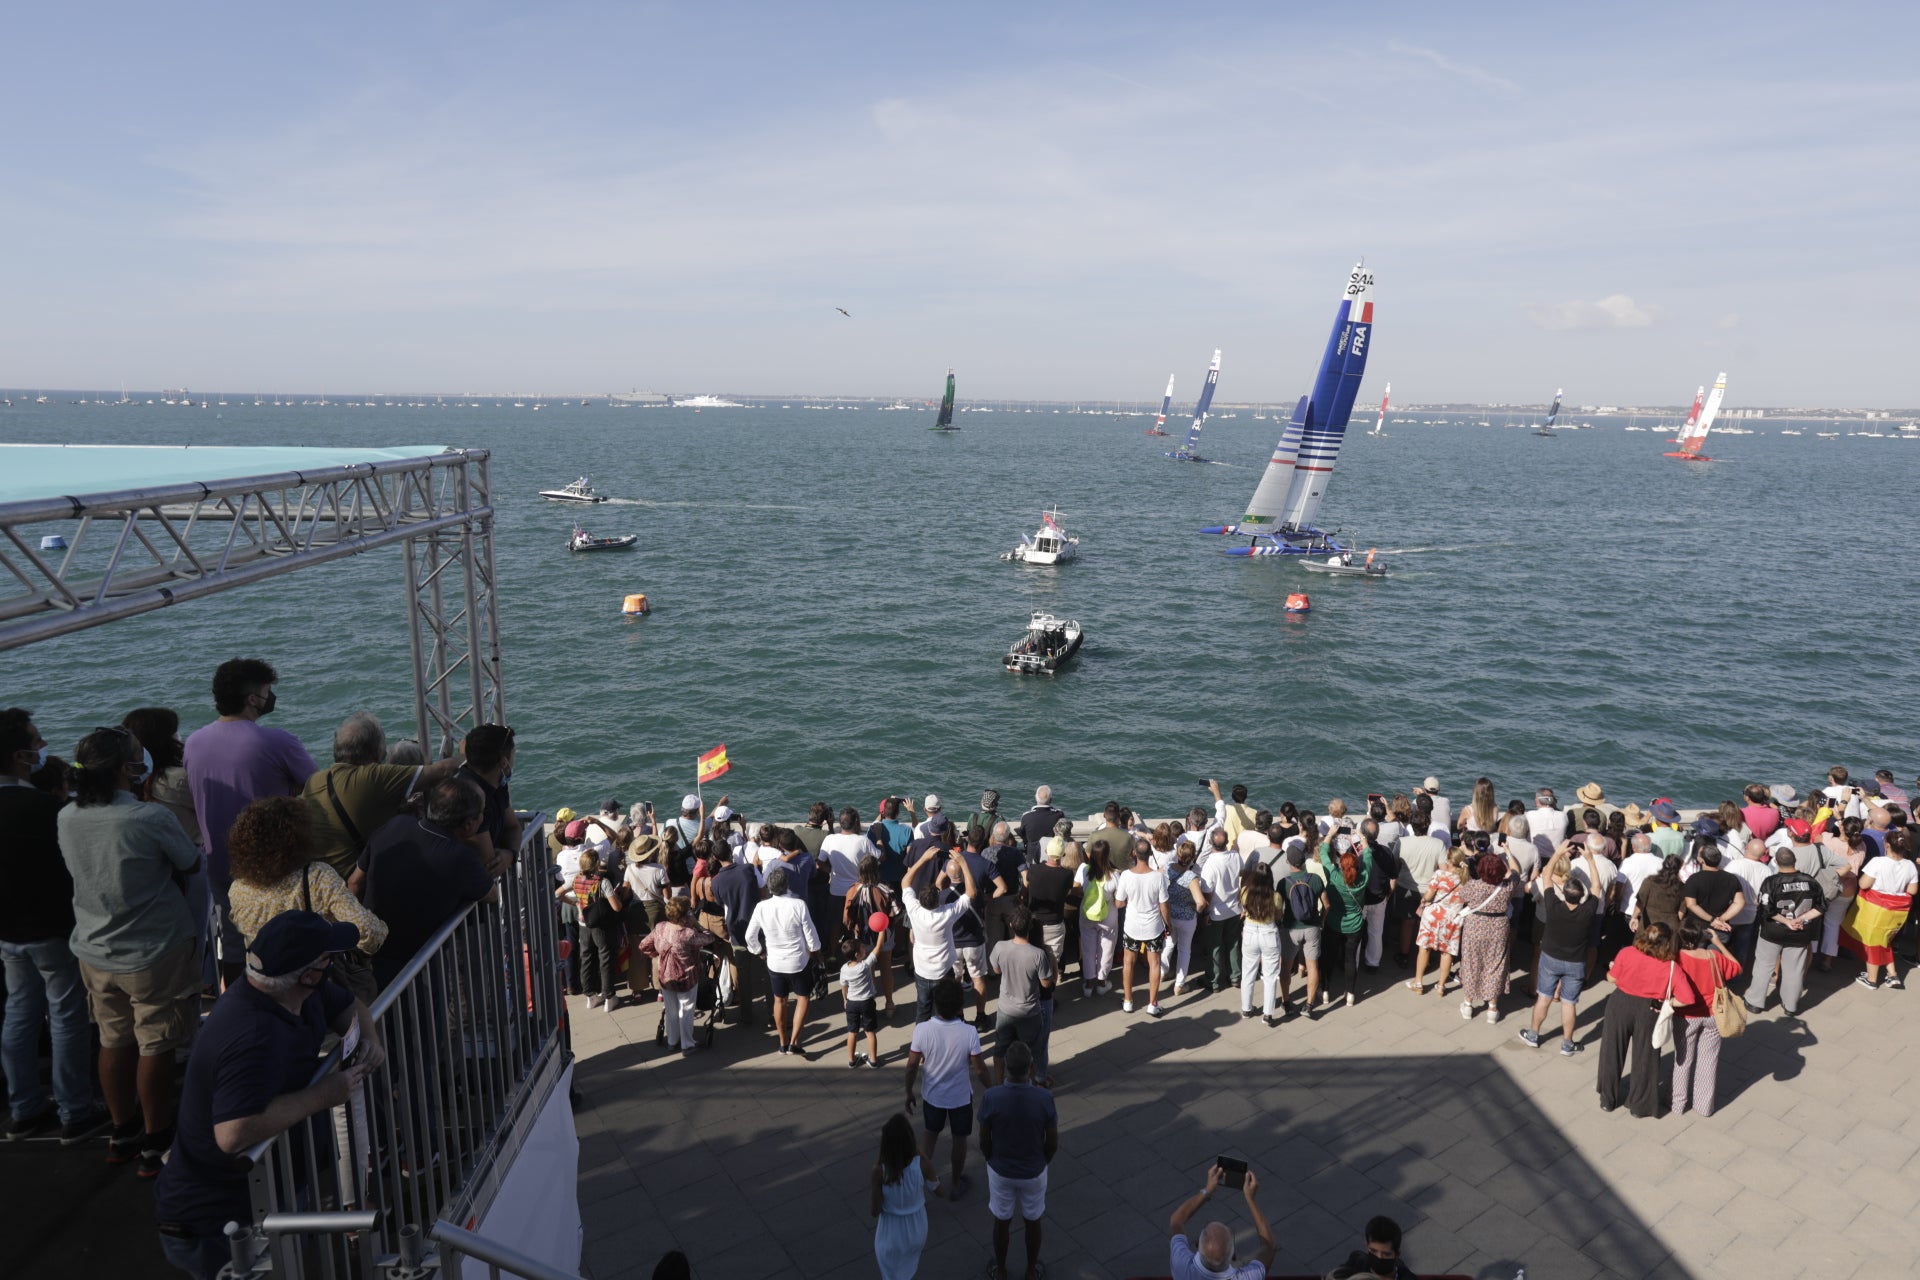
[1546,388,1563,430]
[1370,381,1390,436]
[1203,262,1375,554]
[1679,372,1726,453]
[1150,373,1175,434]
[1173,351,1220,457]
[935,369,956,429]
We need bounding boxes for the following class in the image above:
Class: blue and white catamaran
[1166,350,1219,461]
[1201,263,1375,556]
[1145,373,1176,436]
[1534,388,1564,437]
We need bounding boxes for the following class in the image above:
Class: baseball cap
[1692,816,1722,840]
[564,819,588,842]
[712,804,734,822]
[248,911,360,978]
[924,794,942,811]
[554,806,578,824]
[1422,776,1441,792]
[1650,799,1680,823]
[601,799,621,814]
[1784,817,1813,839]
[681,794,701,811]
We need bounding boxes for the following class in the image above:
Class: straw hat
[627,834,666,864]
[1575,782,1607,806]
[1622,803,1648,829]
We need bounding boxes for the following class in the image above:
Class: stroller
[654,950,724,1050]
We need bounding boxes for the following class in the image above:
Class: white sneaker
[1460,1000,1474,1020]
[1122,1000,1135,1014]
[1344,992,1354,1008]
[1147,1004,1165,1017]
[1485,1007,1500,1024]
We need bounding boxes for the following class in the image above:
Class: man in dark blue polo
[153,911,383,1280]
[352,777,500,989]
[709,843,767,1029]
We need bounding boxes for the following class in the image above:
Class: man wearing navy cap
[153,911,383,1280]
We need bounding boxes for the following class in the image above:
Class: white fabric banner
[461,1062,582,1279]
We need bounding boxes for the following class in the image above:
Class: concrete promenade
[569,956,1916,1280]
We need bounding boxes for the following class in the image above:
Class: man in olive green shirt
[302,713,460,879]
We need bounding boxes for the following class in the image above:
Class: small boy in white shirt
[840,934,885,1068]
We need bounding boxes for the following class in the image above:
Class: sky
[2,2,1916,405]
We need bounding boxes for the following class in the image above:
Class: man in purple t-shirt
[184,658,317,977]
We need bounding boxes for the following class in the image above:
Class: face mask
[128,748,153,787]
[260,689,278,716]
[1367,1254,1397,1276]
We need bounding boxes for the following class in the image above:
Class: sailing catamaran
[1368,382,1391,437]
[1166,351,1219,461]
[1201,264,1375,557]
[1535,389,1564,437]
[930,369,958,431]
[1145,374,1176,436]
[1664,372,1725,461]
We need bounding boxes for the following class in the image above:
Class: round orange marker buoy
[622,592,650,616]
[1284,592,1311,614]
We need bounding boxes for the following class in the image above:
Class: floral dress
[1457,880,1513,1004]
[1416,867,1466,954]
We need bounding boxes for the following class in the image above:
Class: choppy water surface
[4,398,1916,815]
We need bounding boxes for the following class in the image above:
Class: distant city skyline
[2,2,1913,405]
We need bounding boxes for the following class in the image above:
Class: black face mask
[1366,1254,1397,1277]
[256,689,278,717]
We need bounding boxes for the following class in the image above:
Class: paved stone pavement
[569,958,1919,1280]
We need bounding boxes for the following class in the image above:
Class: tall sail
[1175,351,1220,457]
[1545,388,1563,430]
[1204,262,1375,553]
[935,369,955,429]
[1148,374,1176,435]
[1272,264,1375,530]
[1676,385,1705,440]
[1370,381,1391,436]
[1677,372,1725,454]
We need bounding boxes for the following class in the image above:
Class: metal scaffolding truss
[0,448,502,750]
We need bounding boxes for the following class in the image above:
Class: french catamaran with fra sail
[1166,351,1219,461]
[1203,263,1376,558]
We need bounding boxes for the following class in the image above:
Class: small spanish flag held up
[696,744,731,784]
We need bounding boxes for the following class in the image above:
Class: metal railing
[431,1221,583,1280]
[239,820,567,1278]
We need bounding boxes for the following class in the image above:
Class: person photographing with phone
[1167,1160,1276,1279]
[153,910,384,1280]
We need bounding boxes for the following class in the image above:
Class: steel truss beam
[0,448,503,749]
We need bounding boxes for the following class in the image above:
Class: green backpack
[1082,874,1112,923]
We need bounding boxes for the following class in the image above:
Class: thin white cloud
[1527,295,1659,331]
[1388,42,1522,95]
[1716,312,1742,329]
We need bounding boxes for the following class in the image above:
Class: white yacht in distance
[1001,509,1080,565]
[676,394,743,408]
[539,477,607,504]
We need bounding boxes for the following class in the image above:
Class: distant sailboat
[1202,263,1376,557]
[1166,350,1219,462]
[1145,374,1175,436]
[1368,382,1390,437]
[930,369,958,431]
[1665,372,1725,461]
[1535,389,1563,437]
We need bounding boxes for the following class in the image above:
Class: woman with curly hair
[227,796,386,1001]
[1456,847,1514,1024]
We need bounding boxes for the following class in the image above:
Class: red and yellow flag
[696,744,731,784]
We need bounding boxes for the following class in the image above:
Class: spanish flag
[696,744,731,784]
[1842,889,1913,967]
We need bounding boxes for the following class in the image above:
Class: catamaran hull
[1663,453,1714,462]
[1209,524,1346,557]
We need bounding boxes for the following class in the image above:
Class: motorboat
[1003,611,1082,675]
[541,477,607,503]
[1300,550,1390,578]
[569,528,636,552]
[1001,509,1079,565]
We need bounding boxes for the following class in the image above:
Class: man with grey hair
[1018,786,1069,861]
[1524,787,1568,857]
[355,777,501,989]
[1167,1161,1276,1279]
[1749,847,1824,1016]
[746,864,821,1055]
[1726,838,1773,975]
[302,712,459,881]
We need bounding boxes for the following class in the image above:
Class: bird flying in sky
[835,307,851,317]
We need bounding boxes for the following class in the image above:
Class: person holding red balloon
[840,926,890,1068]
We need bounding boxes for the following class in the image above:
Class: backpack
[1282,871,1321,928]
[1082,874,1112,923]
[1801,847,1843,903]
[582,879,621,930]
[655,930,701,992]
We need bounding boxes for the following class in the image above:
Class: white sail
[1683,372,1726,445]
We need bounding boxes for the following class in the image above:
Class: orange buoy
[1284,592,1311,614]
[622,592,650,616]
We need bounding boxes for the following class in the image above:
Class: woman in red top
[1598,921,1696,1117]
[1672,919,1742,1117]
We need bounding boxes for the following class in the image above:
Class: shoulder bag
[1650,962,1678,1051]
[1709,955,1747,1039]
[301,863,378,1004]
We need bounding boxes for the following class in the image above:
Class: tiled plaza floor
[569,957,1917,1280]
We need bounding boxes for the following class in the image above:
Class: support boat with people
[1000,509,1079,565]
[1003,611,1082,674]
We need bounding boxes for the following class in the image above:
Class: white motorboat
[1001,509,1079,565]
[540,476,607,504]
[569,527,636,552]
[1004,612,1083,674]
[1300,550,1390,578]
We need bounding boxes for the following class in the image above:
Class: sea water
[2,399,1915,817]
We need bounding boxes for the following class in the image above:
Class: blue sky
[3,2,1915,404]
